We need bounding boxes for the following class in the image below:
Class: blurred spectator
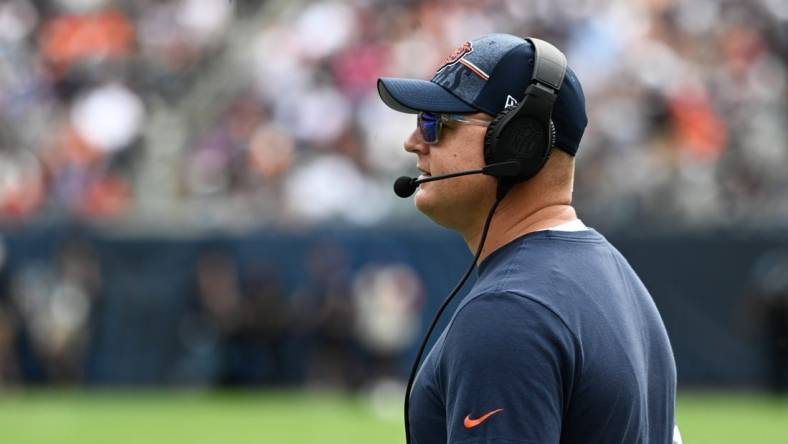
[0,148,46,220]
[176,248,243,385]
[184,94,266,198]
[352,264,423,384]
[195,249,243,339]
[291,240,363,390]
[240,262,291,386]
[8,235,100,383]
[39,7,134,78]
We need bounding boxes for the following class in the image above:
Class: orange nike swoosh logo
[463,409,504,429]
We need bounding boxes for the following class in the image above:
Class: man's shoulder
[477,228,612,284]
[475,227,636,306]
[466,227,644,348]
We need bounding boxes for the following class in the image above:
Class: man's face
[404,112,497,231]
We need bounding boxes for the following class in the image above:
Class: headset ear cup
[484,107,553,182]
[484,108,509,166]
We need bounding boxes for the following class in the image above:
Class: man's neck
[463,200,578,265]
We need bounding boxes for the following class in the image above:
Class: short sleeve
[437,292,578,444]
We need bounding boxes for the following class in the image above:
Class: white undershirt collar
[544,219,588,232]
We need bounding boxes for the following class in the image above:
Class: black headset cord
[403,193,504,444]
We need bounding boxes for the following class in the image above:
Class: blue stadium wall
[1,225,782,388]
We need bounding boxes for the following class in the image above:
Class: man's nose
[404,128,429,155]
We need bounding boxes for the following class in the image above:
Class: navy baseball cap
[378,33,588,155]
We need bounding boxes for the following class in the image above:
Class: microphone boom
[392,160,521,198]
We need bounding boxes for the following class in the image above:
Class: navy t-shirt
[409,228,676,444]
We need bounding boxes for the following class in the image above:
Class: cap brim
[377,77,477,114]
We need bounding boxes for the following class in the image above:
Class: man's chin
[414,189,437,215]
[414,190,455,229]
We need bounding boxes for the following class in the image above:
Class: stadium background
[0,0,786,442]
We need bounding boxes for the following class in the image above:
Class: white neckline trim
[545,219,588,232]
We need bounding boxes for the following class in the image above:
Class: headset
[400,37,568,444]
[483,37,567,194]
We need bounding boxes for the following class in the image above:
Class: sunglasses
[417,112,492,144]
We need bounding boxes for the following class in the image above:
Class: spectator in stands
[352,264,423,385]
[241,262,291,386]
[7,235,100,383]
[291,240,362,390]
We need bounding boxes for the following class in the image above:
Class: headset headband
[525,38,567,92]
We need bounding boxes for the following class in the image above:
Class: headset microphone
[393,176,419,198]
[393,160,521,198]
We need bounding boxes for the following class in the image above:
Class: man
[378,34,678,443]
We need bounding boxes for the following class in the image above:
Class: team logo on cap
[435,41,490,81]
[436,41,474,73]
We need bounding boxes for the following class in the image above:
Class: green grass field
[0,390,786,443]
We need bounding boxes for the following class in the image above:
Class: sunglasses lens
[418,112,440,143]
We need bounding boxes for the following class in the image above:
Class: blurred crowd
[0,0,786,231]
[0,235,424,388]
